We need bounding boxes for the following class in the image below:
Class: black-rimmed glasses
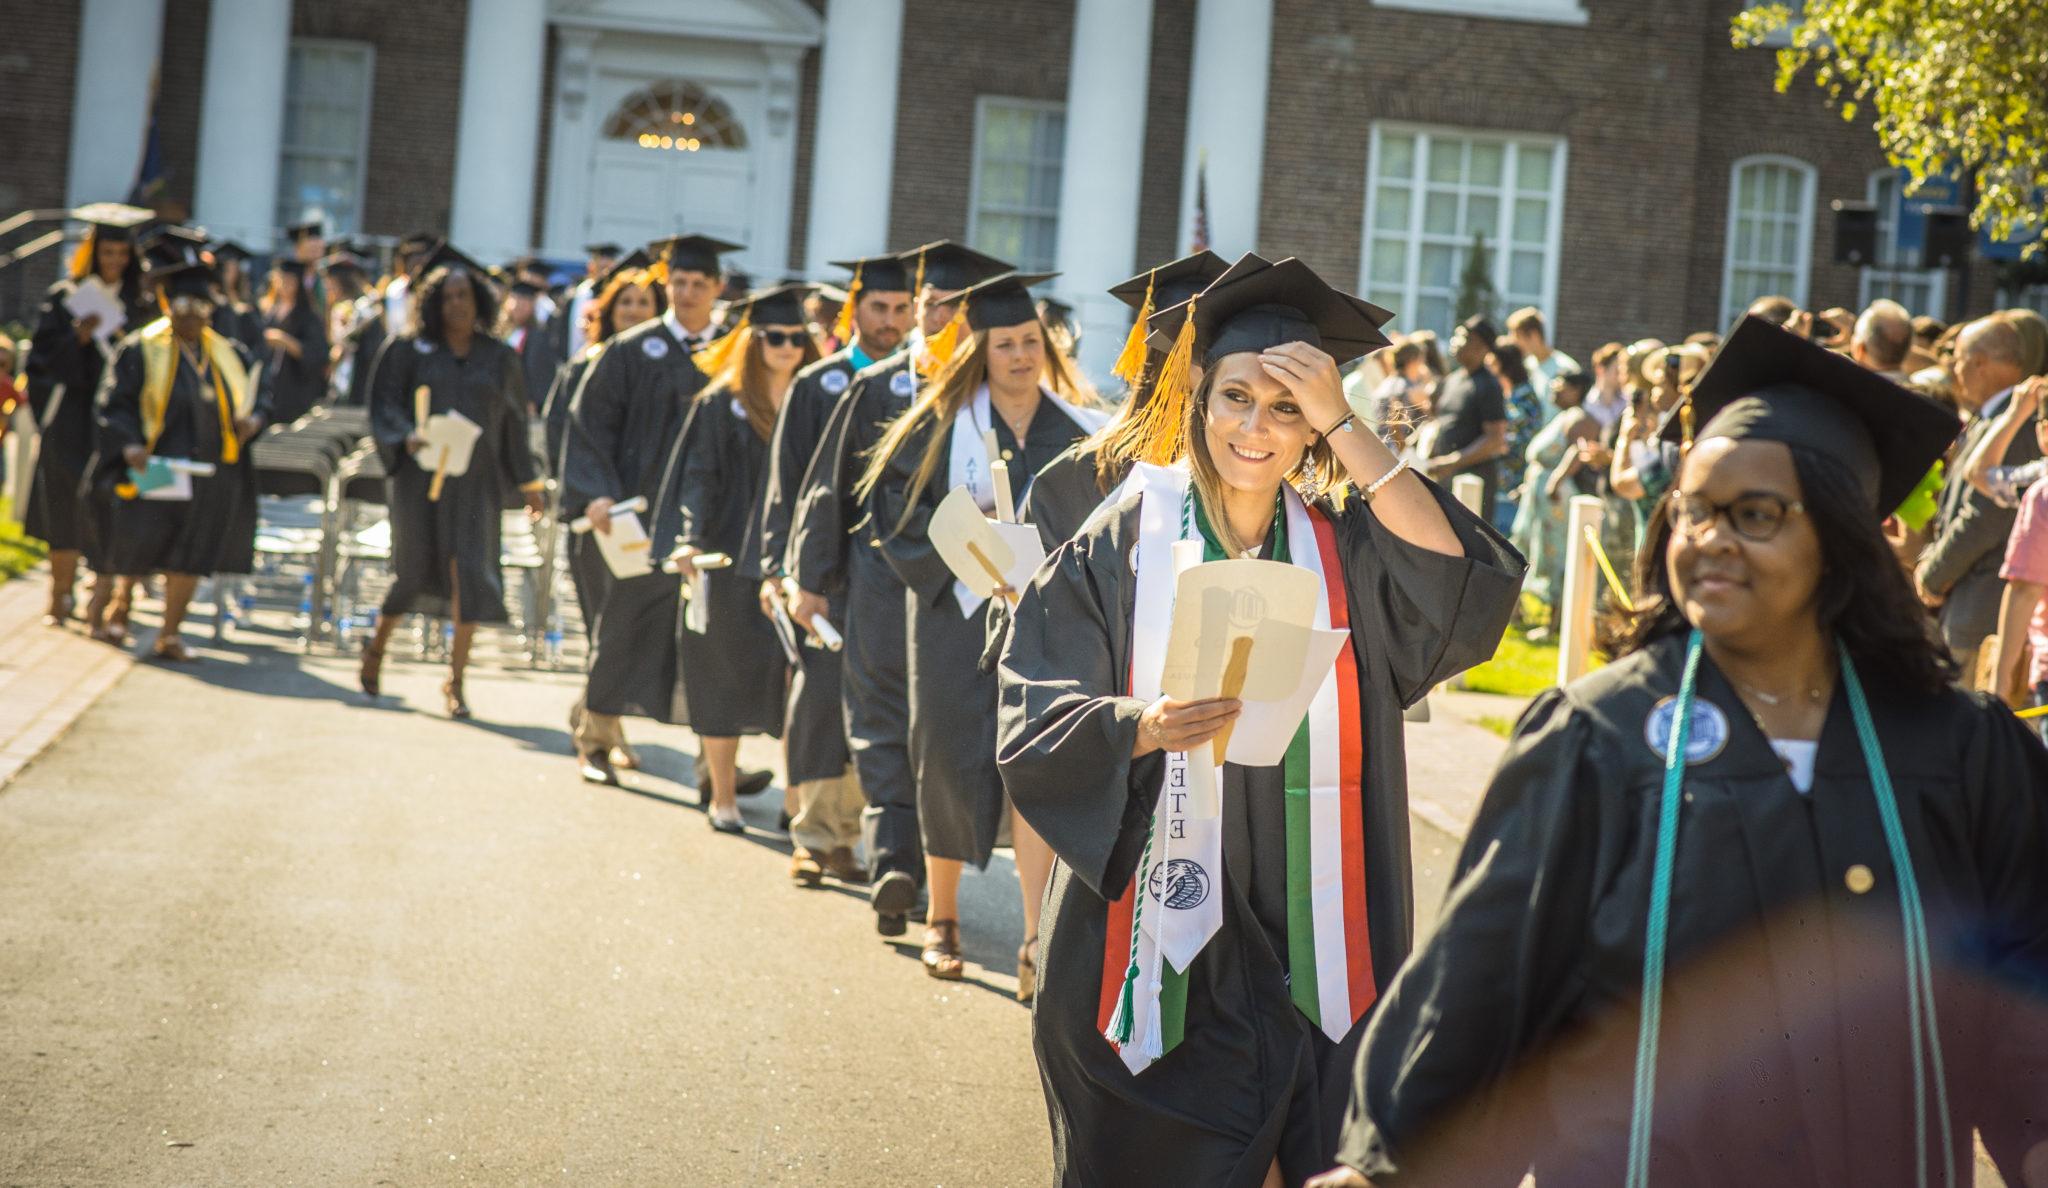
[1667,492,1805,542]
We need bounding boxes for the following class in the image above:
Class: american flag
[1190,151,1210,253]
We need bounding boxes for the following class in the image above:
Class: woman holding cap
[1315,316,2048,1187]
[25,203,156,634]
[856,271,1103,998]
[663,284,818,831]
[360,246,545,717]
[997,254,1523,1186]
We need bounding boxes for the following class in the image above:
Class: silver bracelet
[1363,457,1410,502]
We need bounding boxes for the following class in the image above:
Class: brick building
[4,0,2032,373]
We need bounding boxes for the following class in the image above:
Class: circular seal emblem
[1148,858,1211,911]
[821,368,850,395]
[641,335,670,360]
[889,369,916,398]
[1645,695,1730,766]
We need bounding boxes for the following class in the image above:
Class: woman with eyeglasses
[1312,315,2048,1188]
[662,285,817,832]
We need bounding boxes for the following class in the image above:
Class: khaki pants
[571,698,624,754]
[790,767,863,855]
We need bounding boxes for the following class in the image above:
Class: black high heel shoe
[359,642,384,697]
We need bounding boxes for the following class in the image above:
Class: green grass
[1461,626,1562,698]
[1474,714,1517,739]
[0,498,49,581]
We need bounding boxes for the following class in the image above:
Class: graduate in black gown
[206,240,267,357]
[997,256,1523,1187]
[94,257,272,661]
[1314,316,2048,1188]
[359,243,545,718]
[1026,250,1229,551]
[757,253,911,884]
[561,234,737,784]
[857,270,1110,997]
[258,259,329,426]
[25,202,156,636]
[664,284,818,831]
[785,239,1013,934]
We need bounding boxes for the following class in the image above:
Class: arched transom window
[602,81,746,154]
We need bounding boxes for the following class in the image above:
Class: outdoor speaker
[1922,207,1972,269]
[1830,200,1877,266]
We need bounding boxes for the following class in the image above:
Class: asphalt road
[0,627,1462,1187]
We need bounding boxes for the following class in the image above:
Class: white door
[586,78,756,257]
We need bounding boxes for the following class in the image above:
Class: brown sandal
[151,635,194,663]
[442,680,472,720]
[359,642,384,697]
[1017,934,1038,1003]
[921,919,964,981]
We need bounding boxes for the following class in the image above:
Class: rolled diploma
[569,495,647,534]
[809,616,844,651]
[991,460,1015,523]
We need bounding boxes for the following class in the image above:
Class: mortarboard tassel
[912,249,928,295]
[648,257,669,286]
[833,263,861,344]
[1129,299,1197,465]
[1111,275,1156,389]
[69,236,94,280]
[919,309,964,377]
[691,310,751,377]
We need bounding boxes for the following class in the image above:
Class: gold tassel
[912,249,928,295]
[1111,276,1154,388]
[1131,299,1197,465]
[919,309,963,377]
[69,234,95,280]
[649,257,669,286]
[692,311,751,376]
[833,263,861,343]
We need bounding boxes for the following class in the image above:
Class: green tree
[1455,230,1499,325]
[1734,1,2047,254]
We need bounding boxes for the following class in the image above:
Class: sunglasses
[756,329,805,349]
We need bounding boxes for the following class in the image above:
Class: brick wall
[786,44,821,276]
[155,0,210,221]
[887,0,1074,251]
[0,1,81,321]
[1133,0,1195,272]
[293,0,467,243]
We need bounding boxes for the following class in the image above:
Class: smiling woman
[1327,316,2048,1188]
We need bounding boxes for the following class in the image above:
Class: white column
[750,45,805,278]
[803,0,905,273]
[65,0,167,206]
[193,0,292,247]
[1052,0,1154,385]
[1179,0,1273,260]
[449,0,548,260]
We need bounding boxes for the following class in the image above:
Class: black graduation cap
[1144,254,1394,368]
[275,258,308,278]
[70,202,154,238]
[594,247,654,293]
[208,239,255,263]
[144,258,217,300]
[408,240,491,286]
[650,233,743,276]
[584,241,623,259]
[955,271,1055,332]
[138,224,210,270]
[396,232,436,256]
[509,278,542,298]
[320,252,369,278]
[1109,249,1230,314]
[285,219,324,242]
[828,252,913,295]
[900,241,1012,294]
[727,282,813,327]
[1660,313,1961,516]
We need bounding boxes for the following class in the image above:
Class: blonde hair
[1182,366,1342,558]
[701,322,822,441]
[855,322,1097,531]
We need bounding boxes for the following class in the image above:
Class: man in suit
[1917,313,2039,677]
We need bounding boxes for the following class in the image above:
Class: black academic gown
[23,277,154,559]
[787,354,922,878]
[367,333,534,623]
[542,349,602,642]
[342,305,386,409]
[510,324,561,416]
[1025,441,1122,552]
[996,478,1524,1187]
[1336,634,2048,1188]
[670,388,788,738]
[562,318,703,723]
[870,396,1102,867]
[94,330,272,578]
[262,298,328,426]
[758,347,864,784]
[211,303,265,358]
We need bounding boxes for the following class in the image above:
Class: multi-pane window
[1860,169,1948,317]
[604,81,747,154]
[1721,155,1816,325]
[274,40,374,238]
[969,98,1064,274]
[1360,124,1567,341]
